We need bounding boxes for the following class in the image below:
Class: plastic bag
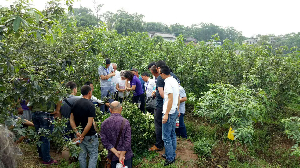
[116,163,128,168]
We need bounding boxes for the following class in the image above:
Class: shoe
[43,159,58,165]
[164,159,175,166]
[161,154,166,159]
[148,145,163,151]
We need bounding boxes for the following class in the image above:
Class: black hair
[160,65,171,75]
[155,60,166,68]
[148,62,156,69]
[124,71,134,81]
[65,81,77,90]
[141,72,150,77]
[81,85,91,96]
[84,81,93,86]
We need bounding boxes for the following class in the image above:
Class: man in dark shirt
[149,60,180,152]
[101,101,133,168]
[70,85,98,168]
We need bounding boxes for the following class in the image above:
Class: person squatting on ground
[70,85,98,168]
[160,65,180,166]
[124,71,145,113]
[98,58,115,112]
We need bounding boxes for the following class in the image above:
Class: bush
[282,117,300,156]
[194,138,213,157]
[195,83,267,143]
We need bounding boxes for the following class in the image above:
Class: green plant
[282,117,300,156]
[194,138,214,157]
[195,83,267,144]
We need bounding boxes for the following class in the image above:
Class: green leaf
[13,16,21,32]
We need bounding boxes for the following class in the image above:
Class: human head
[160,65,171,79]
[148,62,156,70]
[109,101,122,114]
[155,60,166,74]
[112,63,117,72]
[84,81,94,91]
[130,68,138,76]
[65,81,77,94]
[150,65,159,76]
[141,72,150,82]
[105,58,111,68]
[81,85,92,99]
[0,125,18,168]
[124,71,134,81]
[120,70,126,80]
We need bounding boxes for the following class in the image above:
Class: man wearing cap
[98,58,115,112]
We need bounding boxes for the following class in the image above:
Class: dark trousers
[175,113,187,138]
[154,107,164,149]
[111,157,132,168]
[32,112,54,162]
[132,94,145,113]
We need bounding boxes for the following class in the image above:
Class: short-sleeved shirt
[71,98,96,136]
[130,76,144,96]
[179,86,187,114]
[111,70,121,92]
[60,95,81,119]
[20,100,30,111]
[98,65,114,87]
[117,79,126,98]
[144,79,156,98]
[156,72,180,108]
[163,76,179,114]
[139,76,145,92]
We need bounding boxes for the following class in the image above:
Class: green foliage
[195,83,267,143]
[282,117,300,156]
[194,138,214,157]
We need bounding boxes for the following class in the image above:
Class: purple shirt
[20,100,29,111]
[130,75,144,96]
[100,113,133,161]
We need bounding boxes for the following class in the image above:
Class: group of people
[3,59,188,168]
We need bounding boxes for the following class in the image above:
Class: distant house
[206,41,222,47]
[243,38,258,45]
[185,37,197,44]
[148,32,177,42]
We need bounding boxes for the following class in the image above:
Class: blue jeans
[162,110,178,161]
[100,86,115,112]
[79,135,99,168]
[175,113,187,138]
[32,112,54,162]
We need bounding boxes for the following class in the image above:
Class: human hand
[114,151,121,158]
[162,115,168,124]
[151,91,156,97]
[178,112,181,117]
[119,155,125,165]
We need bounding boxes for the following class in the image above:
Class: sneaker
[148,145,163,151]
[43,159,58,165]
[161,154,166,159]
[164,159,175,166]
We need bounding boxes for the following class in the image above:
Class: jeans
[100,86,115,112]
[78,135,99,168]
[162,110,178,161]
[132,94,145,113]
[32,112,54,162]
[111,157,132,168]
[175,113,187,138]
[154,107,164,149]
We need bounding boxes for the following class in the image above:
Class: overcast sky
[1,0,300,37]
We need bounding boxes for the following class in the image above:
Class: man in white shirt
[141,72,156,99]
[160,66,180,166]
[111,63,121,94]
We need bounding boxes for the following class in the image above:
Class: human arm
[100,123,121,158]
[116,83,126,92]
[180,97,187,103]
[158,87,164,98]
[81,117,93,137]
[100,72,115,80]
[51,100,62,118]
[126,84,136,91]
[70,113,81,138]
[162,93,173,124]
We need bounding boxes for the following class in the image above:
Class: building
[148,32,177,42]
[243,38,258,45]
[185,37,197,44]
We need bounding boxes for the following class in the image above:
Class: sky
[1,0,300,37]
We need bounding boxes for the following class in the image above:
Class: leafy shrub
[195,83,267,143]
[282,117,300,156]
[194,138,213,157]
